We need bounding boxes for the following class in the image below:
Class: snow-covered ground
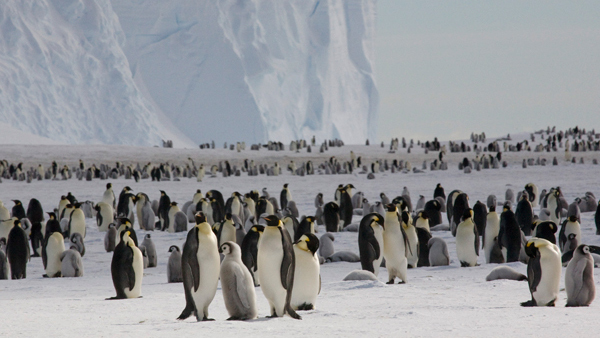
[1,135,599,337]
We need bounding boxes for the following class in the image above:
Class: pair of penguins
[109,213,319,321]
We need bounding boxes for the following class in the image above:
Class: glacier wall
[112,0,378,144]
[0,0,192,146]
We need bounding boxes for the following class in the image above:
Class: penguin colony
[1,125,600,324]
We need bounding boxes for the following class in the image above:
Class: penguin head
[73,203,81,209]
[225,213,233,221]
[385,204,396,213]
[160,190,166,196]
[502,201,511,212]
[13,219,21,228]
[120,218,132,228]
[283,183,289,188]
[578,245,591,256]
[568,215,578,222]
[108,223,115,229]
[418,211,428,220]
[371,214,385,229]
[106,183,112,189]
[568,233,577,241]
[262,215,281,227]
[462,208,473,222]
[380,192,386,199]
[294,233,319,254]
[489,205,496,212]
[345,184,355,190]
[220,241,241,257]
[47,212,56,220]
[304,216,315,224]
[12,200,21,206]
[251,225,265,233]
[195,212,207,224]
[525,238,551,258]
[168,245,180,253]
[171,201,178,207]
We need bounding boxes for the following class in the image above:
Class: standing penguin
[68,203,86,238]
[135,193,154,230]
[547,189,562,225]
[220,241,258,320]
[483,206,501,264]
[559,216,581,252]
[157,191,171,230]
[0,238,9,279]
[525,183,539,208]
[178,212,221,321]
[104,224,117,252]
[257,215,301,319]
[383,204,409,284]
[241,225,264,286]
[456,209,479,267]
[95,202,114,232]
[103,183,116,209]
[522,238,561,307]
[291,233,321,310]
[499,204,522,263]
[401,211,418,269]
[43,229,65,278]
[358,213,385,276]
[322,202,340,232]
[108,229,143,299]
[515,193,533,236]
[11,200,26,220]
[280,184,292,210]
[26,198,44,257]
[423,199,442,228]
[140,234,157,268]
[565,244,596,307]
[217,213,237,247]
[6,219,29,279]
[167,245,183,283]
[339,188,353,227]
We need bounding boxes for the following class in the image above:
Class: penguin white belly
[191,237,220,316]
[258,233,287,316]
[221,225,236,245]
[484,215,500,263]
[373,228,384,277]
[383,229,407,282]
[70,213,86,238]
[548,198,560,224]
[231,199,241,218]
[405,227,419,268]
[136,203,144,229]
[167,209,177,233]
[0,220,12,242]
[284,223,295,242]
[456,225,478,266]
[291,249,320,310]
[564,223,581,242]
[46,233,65,277]
[123,246,144,298]
[533,254,561,305]
[102,193,114,208]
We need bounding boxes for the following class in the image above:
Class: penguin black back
[11,200,26,220]
[472,201,487,237]
[499,206,522,263]
[339,189,353,227]
[423,199,442,228]
[241,225,263,285]
[358,213,383,273]
[295,216,315,242]
[7,220,29,279]
[322,202,340,233]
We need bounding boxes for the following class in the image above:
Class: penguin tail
[285,304,302,320]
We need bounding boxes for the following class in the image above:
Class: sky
[375,1,600,142]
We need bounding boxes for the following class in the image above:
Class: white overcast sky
[375,1,600,142]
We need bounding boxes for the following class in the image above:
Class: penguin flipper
[279,228,293,290]
[527,254,542,293]
[474,226,480,256]
[179,228,200,320]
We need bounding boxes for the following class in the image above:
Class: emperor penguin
[104,224,117,252]
[219,241,258,320]
[515,193,533,236]
[565,244,596,307]
[58,196,70,221]
[68,203,86,238]
[108,229,143,299]
[42,229,65,278]
[158,190,171,230]
[401,211,419,268]
[60,246,84,277]
[257,215,301,319]
[11,200,26,220]
[358,213,384,276]
[427,237,450,266]
[6,219,29,279]
[483,206,500,264]
[524,183,539,208]
[318,233,335,259]
[103,183,116,209]
[521,238,561,307]
[499,204,522,263]
[241,225,264,286]
[94,202,114,232]
[197,165,205,182]
[178,212,221,321]
[140,234,157,268]
[280,184,292,210]
[166,202,181,233]
[135,193,153,230]
[167,245,183,283]
[559,215,581,252]
[414,211,430,232]
[291,233,321,310]
[547,189,562,225]
[383,204,409,284]
[218,213,237,247]
[456,209,479,267]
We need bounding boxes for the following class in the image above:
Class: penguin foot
[266,315,280,318]
[227,316,242,321]
[202,317,215,321]
[520,300,536,307]
[386,280,395,285]
[398,281,406,284]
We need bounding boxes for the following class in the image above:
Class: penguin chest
[231,199,241,216]
[46,235,65,276]
[533,252,561,304]
[291,249,320,308]
[70,212,86,237]
[124,246,143,298]
[221,225,236,244]
[383,226,407,268]
[258,231,286,304]
[192,236,220,306]
[564,222,581,240]
[456,224,478,265]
